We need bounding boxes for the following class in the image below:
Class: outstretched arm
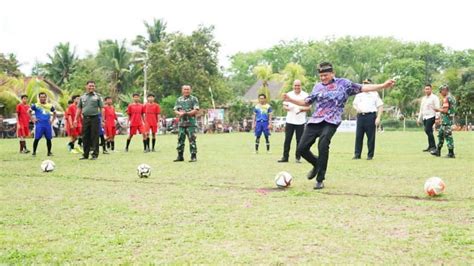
[361,79,396,92]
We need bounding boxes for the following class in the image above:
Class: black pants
[297,122,338,182]
[82,115,99,158]
[282,123,305,159]
[354,113,376,158]
[423,117,436,149]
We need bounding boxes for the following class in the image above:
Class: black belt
[358,112,376,116]
[83,115,99,118]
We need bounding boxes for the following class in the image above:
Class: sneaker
[314,181,325,190]
[352,155,361,160]
[70,149,79,154]
[23,149,30,154]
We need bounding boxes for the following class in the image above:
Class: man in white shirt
[278,80,310,163]
[352,79,383,160]
[417,84,440,152]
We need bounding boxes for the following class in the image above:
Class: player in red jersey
[125,93,146,152]
[103,96,118,151]
[143,94,161,152]
[66,95,82,153]
[16,95,31,153]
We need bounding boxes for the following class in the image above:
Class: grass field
[1,131,473,264]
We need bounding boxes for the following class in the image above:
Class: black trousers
[297,122,338,182]
[282,123,305,159]
[354,113,376,158]
[423,117,436,149]
[82,115,99,158]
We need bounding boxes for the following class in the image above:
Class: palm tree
[280,62,307,93]
[44,42,77,86]
[133,18,167,50]
[252,64,279,100]
[96,40,132,100]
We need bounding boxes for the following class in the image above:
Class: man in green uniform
[75,80,104,160]
[431,85,456,158]
[173,85,200,162]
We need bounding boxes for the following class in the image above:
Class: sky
[1,0,473,74]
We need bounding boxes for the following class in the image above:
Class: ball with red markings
[274,171,293,188]
[424,177,446,196]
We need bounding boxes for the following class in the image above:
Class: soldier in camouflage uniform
[431,85,456,158]
[173,85,200,162]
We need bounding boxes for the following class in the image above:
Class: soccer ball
[137,163,151,178]
[275,171,293,188]
[424,177,446,196]
[40,160,55,172]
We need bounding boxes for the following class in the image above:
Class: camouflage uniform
[174,95,199,155]
[437,95,456,150]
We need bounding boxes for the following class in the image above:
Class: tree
[133,18,167,50]
[0,53,22,77]
[148,25,231,108]
[280,62,307,93]
[96,39,133,100]
[252,64,277,100]
[43,42,77,86]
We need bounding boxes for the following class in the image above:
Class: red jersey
[103,105,117,126]
[66,104,77,127]
[16,103,30,125]
[127,103,144,126]
[143,103,161,126]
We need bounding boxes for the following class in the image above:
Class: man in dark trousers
[75,80,104,160]
[352,79,384,160]
[283,62,395,190]
[417,84,440,152]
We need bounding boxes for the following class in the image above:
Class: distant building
[243,80,284,102]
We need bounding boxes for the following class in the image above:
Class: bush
[381,119,418,129]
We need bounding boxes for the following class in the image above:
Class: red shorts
[105,125,116,137]
[67,127,81,137]
[17,124,30,137]
[129,125,143,135]
[144,123,158,134]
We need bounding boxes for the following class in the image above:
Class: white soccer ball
[40,160,55,172]
[275,171,293,188]
[424,177,446,196]
[137,163,151,178]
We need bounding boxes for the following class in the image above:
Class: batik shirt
[305,78,362,125]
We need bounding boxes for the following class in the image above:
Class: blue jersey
[31,103,55,126]
[254,103,272,122]
[98,113,104,136]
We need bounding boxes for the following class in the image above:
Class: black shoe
[151,148,156,152]
[277,158,288,163]
[79,157,88,160]
[32,152,36,156]
[125,148,128,152]
[23,149,31,154]
[90,156,98,160]
[314,181,324,190]
[445,153,455,158]
[189,154,197,162]
[295,158,301,163]
[430,149,441,157]
[367,157,373,160]
[307,167,318,180]
[422,147,431,152]
[174,153,184,162]
[144,149,149,153]
[47,152,53,156]
[352,155,361,160]
[103,150,109,154]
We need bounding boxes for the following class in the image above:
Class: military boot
[173,152,184,162]
[445,149,455,158]
[189,153,197,162]
[430,148,441,157]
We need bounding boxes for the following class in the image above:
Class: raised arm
[361,79,395,92]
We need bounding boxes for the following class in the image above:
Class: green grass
[1,131,473,264]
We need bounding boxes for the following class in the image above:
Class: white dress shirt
[418,94,440,121]
[284,90,309,125]
[353,92,383,113]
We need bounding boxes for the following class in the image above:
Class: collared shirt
[16,103,30,125]
[254,103,272,122]
[353,91,383,113]
[78,92,104,116]
[174,95,200,127]
[305,78,362,125]
[284,90,309,125]
[418,94,440,121]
